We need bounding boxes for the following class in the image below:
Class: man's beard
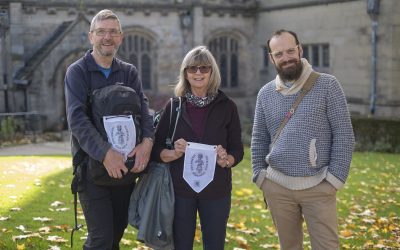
[276,58,303,82]
[94,42,119,57]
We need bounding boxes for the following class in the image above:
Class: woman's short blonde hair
[174,46,221,97]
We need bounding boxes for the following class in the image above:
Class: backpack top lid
[91,83,141,117]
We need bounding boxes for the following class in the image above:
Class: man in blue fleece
[251,29,355,250]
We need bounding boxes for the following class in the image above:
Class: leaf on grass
[33,217,53,222]
[12,233,42,241]
[264,225,276,234]
[46,235,68,243]
[377,217,389,225]
[341,244,352,249]
[253,204,263,210]
[10,207,22,212]
[120,238,133,245]
[38,226,51,234]
[0,216,10,221]
[55,207,70,212]
[15,225,26,232]
[50,201,65,207]
[259,243,279,249]
[358,209,374,216]
[16,244,25,250]
[54,224,70,231]
[235,188,253,196]
[48,246,61,250]
[234,236,250,249]
[233,222,246,230]
[339,229,353,238]
[237,227,260,235]
[362,218,375,224]
[358,225,368,231]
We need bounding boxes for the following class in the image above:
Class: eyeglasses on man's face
[92,28,122,37]
[269,45,299,59]
[186,65,212,74]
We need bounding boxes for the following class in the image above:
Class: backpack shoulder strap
[165,97,182,149]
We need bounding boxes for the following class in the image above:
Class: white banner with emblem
[183,142,217,193]
[103,115,136,160]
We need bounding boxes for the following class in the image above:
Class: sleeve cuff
[255,169,268,188]
[326,172,344,190]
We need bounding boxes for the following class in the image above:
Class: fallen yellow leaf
[339,229,352,238]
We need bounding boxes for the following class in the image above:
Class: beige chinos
[261,178,339,250]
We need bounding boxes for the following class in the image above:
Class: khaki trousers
[261,179,339,250]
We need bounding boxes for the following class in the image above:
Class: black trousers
[78,174,134,250]
[173,194,231,250]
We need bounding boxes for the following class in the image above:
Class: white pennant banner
[103,115,136,160]
[183,142,217,193]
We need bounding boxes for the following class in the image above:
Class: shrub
[352,116,400,153]
[0,117,17,141]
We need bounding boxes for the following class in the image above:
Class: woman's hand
[160,138,187,163]
[173,138,187,157]
[216,145,233,168]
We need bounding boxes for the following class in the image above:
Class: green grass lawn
[0,150,399,249]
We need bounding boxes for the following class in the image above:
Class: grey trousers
[261,179,339,250]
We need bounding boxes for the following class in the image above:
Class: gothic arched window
[119,33,153,90]
[208,36,239,88]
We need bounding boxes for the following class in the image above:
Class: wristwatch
[143,137,154,143]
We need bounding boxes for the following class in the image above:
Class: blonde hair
[90,9,122,32]
[174,46,221,97]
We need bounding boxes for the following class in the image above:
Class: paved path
[0,141,70,156]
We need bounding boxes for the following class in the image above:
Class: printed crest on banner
[110,124,130,151]
[190,153,209,177]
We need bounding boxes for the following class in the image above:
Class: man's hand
[128,137,153,173]
[103,148,128,179]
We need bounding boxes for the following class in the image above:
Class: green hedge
[352,116,400,153]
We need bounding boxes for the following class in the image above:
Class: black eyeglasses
[92,28,122,37]
[186,65,212,74]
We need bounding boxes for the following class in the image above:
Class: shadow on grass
[0,159,148,249]
[0,166,86,249]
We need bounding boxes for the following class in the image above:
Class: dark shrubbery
[241,116,400,153]
[352,116,400,153]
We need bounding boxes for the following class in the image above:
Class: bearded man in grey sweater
[251,29,355,250]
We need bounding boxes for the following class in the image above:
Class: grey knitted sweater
[251,73,355,190]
